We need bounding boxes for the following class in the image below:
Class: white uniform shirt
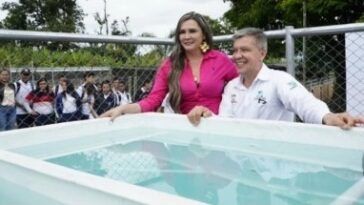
[219,64,330,124]
[115,90,132,105]
[2,86,15,106]
[80,93,95,116]
[32,102,53,115]
[76,83,85,97]
[76,83,98,97]
[62,93,78,114]
[77,84,98,116]
[15,80,33,115]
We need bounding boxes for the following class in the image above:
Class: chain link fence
[1,25,364,203]
[295,35,345,113]
[0,24,364,131]
[294,29,364,116]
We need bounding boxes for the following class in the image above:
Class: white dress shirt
[219,64,330,124]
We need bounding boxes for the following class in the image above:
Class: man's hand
[353,116,364,127]
[323,112,364,129]
[187,106,213,126]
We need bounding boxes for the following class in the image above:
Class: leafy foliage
[223,0,364,29]
[1,0,85,32]
[223,0,364,112]
[1,0,85,50]
[0,46,162,68]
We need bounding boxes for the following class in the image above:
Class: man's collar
[255,64,270,81]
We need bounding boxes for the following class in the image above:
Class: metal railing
[1,23,364,130]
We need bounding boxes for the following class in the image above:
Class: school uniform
[55,92,82,123]
[94,92,117,115]
[14,80,35,128]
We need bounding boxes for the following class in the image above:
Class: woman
[0,69,16,131]
[24,78,55,126]
[55,79,82,123]
[79,82,97,119]
[101,11,238,120]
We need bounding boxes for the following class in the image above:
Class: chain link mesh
[295,34,353,114]
[219,31,363,117]
[1,27,364,130]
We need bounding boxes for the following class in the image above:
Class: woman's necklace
[194,76,200,88]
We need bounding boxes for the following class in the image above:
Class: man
[116,79,132,105]
[77,71,98,119]
[112,77,132,105]
[52,73,66,97]
[77,71,97,95]
[14,68,35,128]
[188,27,364,128]
[94,80,117,116]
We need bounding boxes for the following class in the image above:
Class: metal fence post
[285,26,295,76]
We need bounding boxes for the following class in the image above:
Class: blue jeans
[0,105,16,131]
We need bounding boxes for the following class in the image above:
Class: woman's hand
[187,106,213,126]
[99,106,125,121]
[99,103,142,121]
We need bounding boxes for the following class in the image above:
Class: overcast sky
[0,0,231,38]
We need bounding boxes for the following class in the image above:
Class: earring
[199,41,210,53]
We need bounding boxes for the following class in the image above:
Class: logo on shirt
[255,90,267,104]
[231,94,237,104]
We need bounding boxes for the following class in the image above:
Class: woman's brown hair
[168,11,213,113]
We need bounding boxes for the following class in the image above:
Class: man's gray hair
[233,27,268,52]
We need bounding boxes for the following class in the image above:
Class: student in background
[94,80,117,116]
[117,79,132,105]
[76,71,98,96]
[78,82,97,120]
[52,73,66,97]
[24,78,55,126]
[0,69,16,131]
[14,68,35,128]
[55,79,82,123]
[112,77,132,105]
[112,77,122,105]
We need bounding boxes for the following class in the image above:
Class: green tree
[1,0,85,50]
[223,0,364,112]
[204,16,234,53]
[1,0,84,32]
[110,17,137,62]
[140,32,169,56]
